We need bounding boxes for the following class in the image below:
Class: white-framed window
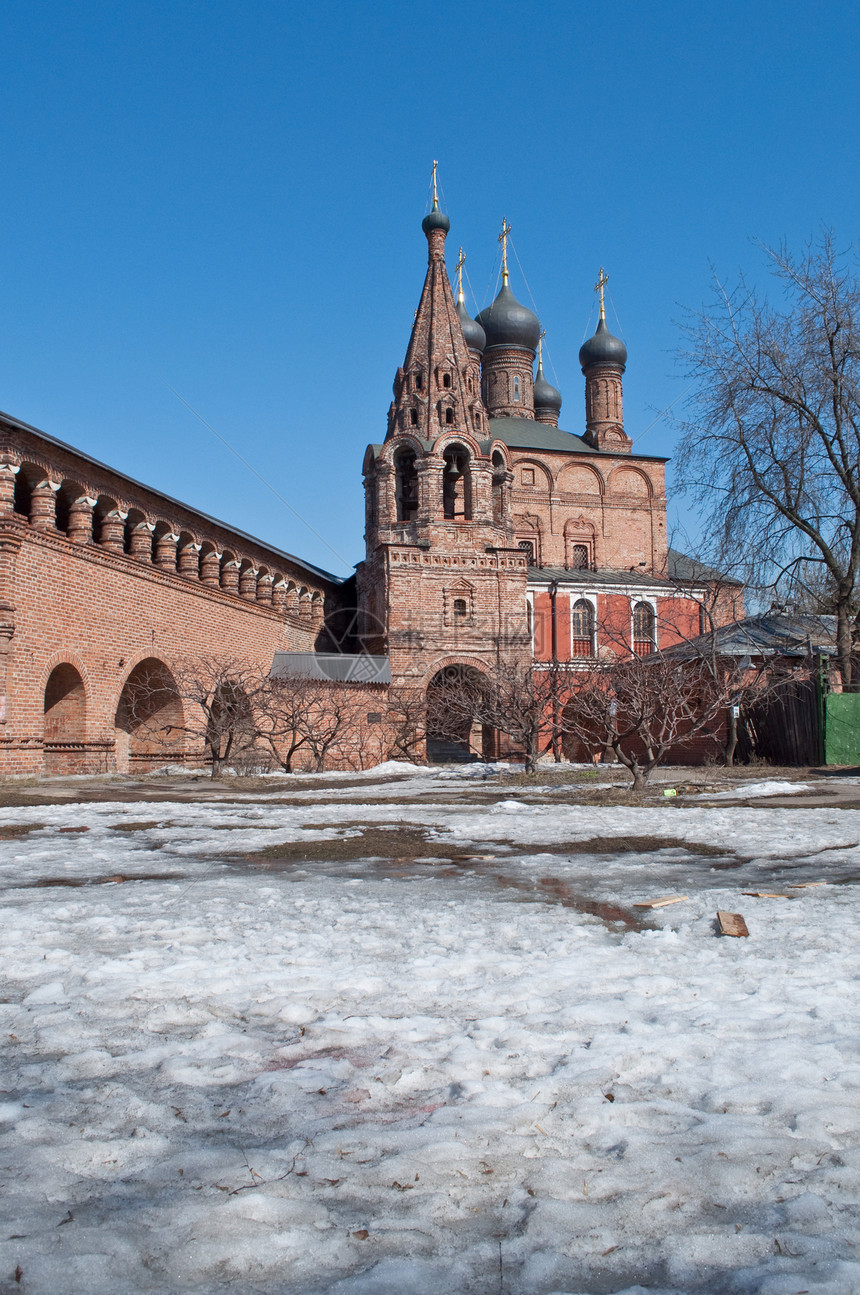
[632,600,656,655]
[570,596,596,657]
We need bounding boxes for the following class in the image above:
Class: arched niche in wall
[43,663,87,774]
[609,467,651,497]
[114,658,184,773]
[512,458,552,492]
[556,462,604,497]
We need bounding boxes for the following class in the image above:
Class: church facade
[356,196,729,739]
[0,194,734,775]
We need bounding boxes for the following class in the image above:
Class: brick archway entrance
[114,658,185,773]
[426,664,494,763]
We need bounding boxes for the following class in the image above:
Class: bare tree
[676,233,860,685]
[563,652,740,791]
[256,674,316,772]
[385,686,427,763]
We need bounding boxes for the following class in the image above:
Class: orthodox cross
[431,159,439,206]
[499,218,512,285]
[594,266,608,321]
[455,247,466,303]
[538,328,546,369]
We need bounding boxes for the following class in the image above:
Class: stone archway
[114,658,184,773]
[43,663,87,774]
[425,664,493,763]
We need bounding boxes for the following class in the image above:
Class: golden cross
[431,160,439,206]
[499,218,512,285]
[538,328,546,367]
[455,247,466,302]
[594,266,608,320]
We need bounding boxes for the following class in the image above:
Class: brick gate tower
[356,180,530,702]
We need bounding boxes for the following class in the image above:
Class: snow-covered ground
[2,769,860,1294]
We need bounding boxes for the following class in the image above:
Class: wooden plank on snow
[633,895,689,909]
[742,891,793,899]
[717,909,749,937]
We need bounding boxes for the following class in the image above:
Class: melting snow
[0,771,859,1292]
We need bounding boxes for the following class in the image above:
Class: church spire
[388,174,484,442]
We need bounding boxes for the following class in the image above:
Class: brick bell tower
[356,170,529,692]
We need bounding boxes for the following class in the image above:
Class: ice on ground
[1,775,859,1292]
[699,779,813,799]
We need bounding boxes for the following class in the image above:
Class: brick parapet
[0,417,337,602]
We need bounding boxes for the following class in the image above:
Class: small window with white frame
[632,601,655,655]
[570,598,595,657]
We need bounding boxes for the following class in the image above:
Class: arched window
[570,543,590,570]
[570,599,595,657]
[453,597,467,619]
[513,375,521,403]
[394,448,418,522]
[443,373,451,389]
[518,538,535,564]
[492,450,506,523]
[445,407,454,425]
[410,408,418,426]
[443,445,472,520]
[633,601,655,655]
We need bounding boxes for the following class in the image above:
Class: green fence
[824,691,860,765]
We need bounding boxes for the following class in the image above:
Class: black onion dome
[457,299,486,353]
[579,316,627,369]
[422,203,450,236]
[533,365,562,413]
[476,283,541,351]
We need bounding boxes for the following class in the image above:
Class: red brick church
[0,188,732,774]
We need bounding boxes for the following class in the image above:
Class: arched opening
[394,447,418,522]
[13,463,42,521]
[571,599,595,658]
[54,480,84,536]
[114,658,184,773]
[426,665,492,763]
[443,445,472,520]
[43,663,87,774]
[492,450,506,522]
[633,602,655,656]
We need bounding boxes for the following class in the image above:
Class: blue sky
[1,0,857,577]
